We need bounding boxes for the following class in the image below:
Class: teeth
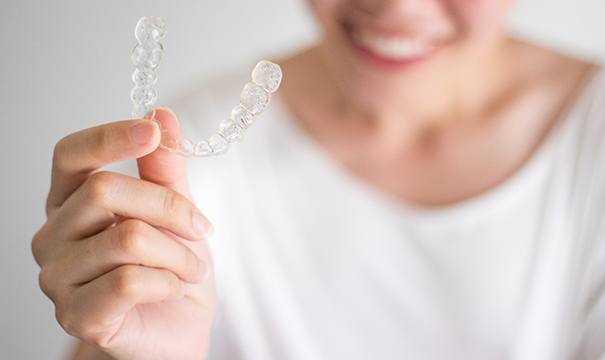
[354,30,432,60]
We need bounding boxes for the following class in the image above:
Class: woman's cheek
[306,0,341,28]
[448,0,512,38]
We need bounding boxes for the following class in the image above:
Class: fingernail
[156,106,179,124]
[192,211,213,240]
[130,121,154,145]
[144,108,157,120]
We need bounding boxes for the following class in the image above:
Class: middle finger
[53,171,211,243]
[57,219,206,287]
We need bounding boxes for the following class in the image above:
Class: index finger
[47,119,161,215]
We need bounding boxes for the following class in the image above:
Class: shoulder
[505,38,605,188]
[553,62,605,197]
[506,37,603,110]
[517,38,605,158]
[508,37,605,222]
[567,64,605,161]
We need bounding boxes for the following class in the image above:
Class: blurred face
[306,0,512,108]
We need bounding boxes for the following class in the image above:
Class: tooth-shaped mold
[231,105,255,128]
[135,16,167,45]
[194,140,213,157]
[131,43,163,70]
[129,16,282,157]
[132,68,158,87]
[176,138,195,157]
[130,87,158,107]
[251,60,283,93]
[240,82,270,115]
[208,134,229,154]
[218,119,246,143]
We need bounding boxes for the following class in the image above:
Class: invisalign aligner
[130,16,283,157]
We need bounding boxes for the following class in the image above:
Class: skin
[278,0,596,206]
[33,109,216,359]
[32,0,596,359]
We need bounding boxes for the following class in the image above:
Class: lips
[353,29,434,60]
[341,22,440,69]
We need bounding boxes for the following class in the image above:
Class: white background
[1,0,603,358]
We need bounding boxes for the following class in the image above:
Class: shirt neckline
[268,65,604,226]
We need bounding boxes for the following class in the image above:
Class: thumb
[137,107,191,198]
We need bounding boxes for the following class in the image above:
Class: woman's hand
[31,108,216,359]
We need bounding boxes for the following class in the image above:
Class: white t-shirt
[169,64,605,360]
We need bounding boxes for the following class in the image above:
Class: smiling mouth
[342,22,443,69]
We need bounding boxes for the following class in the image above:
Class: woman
[32,0,605,359]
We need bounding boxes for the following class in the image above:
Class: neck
[292,34,512,143]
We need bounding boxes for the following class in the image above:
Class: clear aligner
[130,16,283,158]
